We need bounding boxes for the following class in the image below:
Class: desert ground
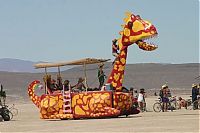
[0,95,199,132]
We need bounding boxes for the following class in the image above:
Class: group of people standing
[159,84,171,112]
[159,83,200,111]
[130,87,146,112]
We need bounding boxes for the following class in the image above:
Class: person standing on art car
[56,75,63,90]
[63,80,70,91]
[98,63,106,89]
[112,39,119,65]
[49,79,58,92]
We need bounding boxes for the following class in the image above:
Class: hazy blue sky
[0,0,199,64]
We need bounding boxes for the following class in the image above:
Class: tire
[187,104,193,110]
[193,100,199,110]
[8,110,13,120]
[153,102,162,112]
[169,102,176,111]
[2,111,10,121]
[2,107,13,120]
[186,100,192,110]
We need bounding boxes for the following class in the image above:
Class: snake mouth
[136,34,158,51]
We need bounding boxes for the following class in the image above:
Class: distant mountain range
[0,58,199,103]
[0,58,68,73]
[0,58,37,73]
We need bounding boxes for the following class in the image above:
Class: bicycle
[0,106,11,121]
[0,103,18,120]
[153,97,177,112]
[186,96,200,110]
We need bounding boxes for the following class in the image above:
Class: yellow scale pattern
[28,81,134,119]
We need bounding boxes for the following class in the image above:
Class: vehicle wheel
[2,107,13,120]
[169,103,175,111]
[175,101,180,110]
[187,104,193,110]
[2,112,10,121]
[198,100,200,109]
[193,100,199,110]
[153,102,162,112]
[10,108,18,116]
[8,111,13,120]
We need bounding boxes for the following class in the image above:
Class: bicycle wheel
[198,100,200,109]
[2,107,13,120]
[193,100,199,110]
[153,102,162,112]
[10,108,18,116]
[187,104,193,110]
[186,100,192,110]
[169,102,176,111]
[8,110,13,120]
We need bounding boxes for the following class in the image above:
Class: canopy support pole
[58,66,61,77]
[83,63,88,92]
[44,67,47,94]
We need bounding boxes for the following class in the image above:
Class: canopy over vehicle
[34,58,110,93]
[34,58,110,68]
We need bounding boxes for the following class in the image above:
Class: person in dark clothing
[49,79,57,92]
[192,84,199,109]
[129,87,134,96]
[112,39,119,65]
[160,84,169,112]
[56,75,63,90]
[0,84,6,106]
[98,64,106,89]
[63,80,70,91]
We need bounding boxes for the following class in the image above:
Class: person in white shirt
[137,89,145,112]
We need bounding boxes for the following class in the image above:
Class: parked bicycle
[0,84,18,121]
[186,96,200,110]
[153,96,177,112]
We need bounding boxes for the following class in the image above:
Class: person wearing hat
[98,64,106,89]
[112,38,119,65]
[72,77,86,92]
[49,79,57,93]
[192,84,199,109]
[160,84,170,112]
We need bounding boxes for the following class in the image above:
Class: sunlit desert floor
[0,96,199,132]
